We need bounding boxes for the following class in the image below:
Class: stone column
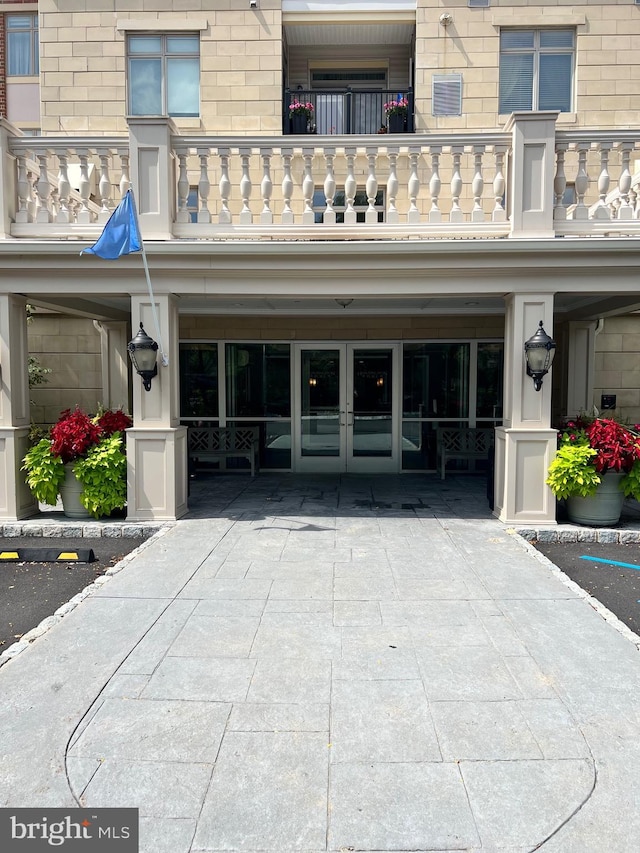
[0,294,37,519]
[126,294,188,520]
[494,293,557,524]
[505,111,559,239]
[0,118,20,239]
[94,320,130,412]
[566,320,598,417]
[127,116,177,240]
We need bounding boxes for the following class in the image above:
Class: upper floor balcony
[1,113,639,247]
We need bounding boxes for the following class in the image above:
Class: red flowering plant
[547,415,640,501]
[23,406,133,517]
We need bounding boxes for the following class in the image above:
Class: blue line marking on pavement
[580,555,640,572]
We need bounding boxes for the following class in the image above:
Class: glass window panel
[540,29,574,48]
[6,15,33,28]
[403,343,470,420]
[7,31,31,75]
[167,57,200,116]
[500,31,534,50]
[352,349,393,458]
[128,36,162,54]
[129,57,162,114]
[167,36,200,54]
[225,420,292,470]
[499,53,533,112]
[476,343,504,421]
[226,344,291,418]
[301,349,340,457]
[539,53,573,111]
[179,343,218,419]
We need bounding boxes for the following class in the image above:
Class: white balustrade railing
[5,126,640,241]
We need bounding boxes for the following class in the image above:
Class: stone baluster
[365,149,378,224]
[386,149,399,224]
[571,143,589,221]
[176,148,190,223]
[29,171,39,221]
[428,146,442,223]
[471,146,485,223]
[239,148,252,225]
[56,152,71,224]
[630,183,639,220]
[344,149,357,225]
[593,142,612,220]
[260,151,273,225]
[218,148,232,224]
[302,149,315,225]
[15,153,32,223]
[616,142,634,220]
[492,146,507,223]
[407,148,420,224]
[76,150,92,224]
[323,150,336,225]
[450,146,463,223]
[281,149,294,225]
[118,151,131,197]
[197,148,211,224]
[97,150,112,223]
[35,151,53,223]
[553,143,568,221]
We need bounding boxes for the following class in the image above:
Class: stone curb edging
[515,526,640,544]
[509,528,640,652]
[0,521,166,539]
[0,522,174,668]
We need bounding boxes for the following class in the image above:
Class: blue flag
[81,190,141,259]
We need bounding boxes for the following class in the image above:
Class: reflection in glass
[352,349,392,457]
[227,420,291,469]
[179,343,218,419]
[301,350,340,457]
[226,344,291,418]
[476,343,504,421]
[403,343,470,419]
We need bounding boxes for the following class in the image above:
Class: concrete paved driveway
[1,474,640,852]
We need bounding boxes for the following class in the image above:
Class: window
[499,29,574,113]
[432,74,462,117]
[312,189,385,224]
[6,14,39,76]
[127,34,199,117]
[469,0,490,7]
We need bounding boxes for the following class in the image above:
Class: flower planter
[59,463,91,519]
[566,471,626,527]
[388,113,406,133]
[290,114,309,134]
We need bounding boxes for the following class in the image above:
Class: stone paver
[2,474,640,852]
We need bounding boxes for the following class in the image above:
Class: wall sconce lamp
[250,0,258,7]
[524,321,556,392]
[309,377,317,386]
[376,377,384,387]
[128,323,158,392]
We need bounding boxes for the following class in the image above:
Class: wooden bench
[188,426,259,477]
[437,427,494,480]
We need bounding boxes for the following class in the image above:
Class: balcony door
[294,343,399,473]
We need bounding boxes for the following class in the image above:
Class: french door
[293,343,399,472]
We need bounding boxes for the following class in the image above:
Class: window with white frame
[6,14,39,76]
[499,29,574,114]
[127,34,200,117]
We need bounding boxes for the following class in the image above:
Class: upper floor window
[6,14,39,76]
[127,34,199,117]
[499,29,574,114]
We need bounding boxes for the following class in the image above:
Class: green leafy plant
[22,406,132,518]
[547,416,640,501]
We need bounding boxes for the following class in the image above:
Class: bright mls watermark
[0,808,138,851]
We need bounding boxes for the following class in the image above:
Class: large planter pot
[566,471,626,527]
[59,463,91,519]
[388,112,406,133]
[290,113,308,134]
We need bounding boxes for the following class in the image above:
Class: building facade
[1,0,639,523]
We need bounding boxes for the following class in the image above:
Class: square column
[494,293,557,524]
[126,294,188,521]
[0,294,37,519]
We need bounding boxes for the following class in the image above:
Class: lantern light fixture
[524,321,556,392]
[128,322,158,392]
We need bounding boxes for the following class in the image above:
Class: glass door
[294,344,399,473]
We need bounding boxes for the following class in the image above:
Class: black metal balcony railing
[283,88,414,135]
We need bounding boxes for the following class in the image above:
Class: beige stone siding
[179,314,504,341]
[37,1,640,135]
[594,316,640,425]
[28,313,103,426]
